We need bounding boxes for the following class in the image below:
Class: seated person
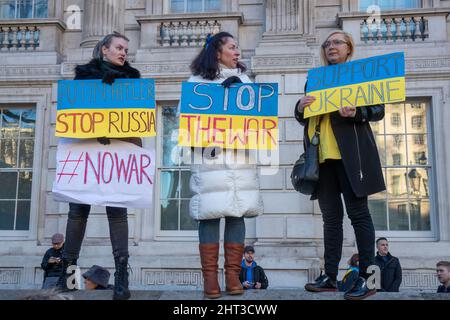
[337,254,359,292]
[83,265,113,290]
[239,245,268,289]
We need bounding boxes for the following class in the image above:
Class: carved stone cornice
[0,65,61,81]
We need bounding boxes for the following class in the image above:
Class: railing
[360,16,428,43]
[159,20,221,47]
[0,25,40,51]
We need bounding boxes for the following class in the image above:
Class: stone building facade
[0,0,450,291]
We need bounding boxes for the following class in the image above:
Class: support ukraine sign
[178,82,278,150]
[304,52,405,118]
[56,79,156,138]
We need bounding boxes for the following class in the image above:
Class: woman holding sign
[57,33,141,300]
[187,32,263,299]
[295,31,385,300]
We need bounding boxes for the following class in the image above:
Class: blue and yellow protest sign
[178,82,278,150]
[304,52,405,118]
[56,79,156,138]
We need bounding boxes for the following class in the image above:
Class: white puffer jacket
[187,67,264,220]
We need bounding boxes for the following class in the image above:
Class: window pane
[160,199,179,230]
[180,171,194,198]
[0,139,18,168]
[0,0,15,19]
[410,199,430,231]
[0,171,17,199]
[180,200,197,230]
[406,167,429,198]
[16,200,30,230]
[0,200,15,230]
[20,109,36,137]
[368,199,387,230]
[375,135,386,166]
[205,0,221,11]
[160,171,179,199]
[406,101,426,134]
[388,200,409,231]
[17,0,33,18]
[385,104,404,134]
[18,171,32,199]
[19,139,34,168]
[171,0,184,13]
[386,168,408,197]
[162,107,180,167]
[187,0,202,12]
[359,0,421,11]
[34,0,47,18]
[1,109,20,138]
[386,135,406,166]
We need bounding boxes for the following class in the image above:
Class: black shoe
[305,272,337,292]
[344,277,376,300]
[113,256,131,300]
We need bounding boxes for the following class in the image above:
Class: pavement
[1,289,449,300]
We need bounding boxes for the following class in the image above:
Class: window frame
[372,97,436,240]
[0,100,43,239]
[154,103,197,239]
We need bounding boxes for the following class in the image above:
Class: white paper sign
[52,139,155,208]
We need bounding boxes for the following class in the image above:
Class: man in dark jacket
[436,261,450,293]
[41,233,65,289]
[374,237,402,292]
[239,246,269,289]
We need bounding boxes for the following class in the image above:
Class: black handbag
[290,116,322,195]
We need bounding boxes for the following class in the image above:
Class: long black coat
[74,58,142,147]
[295,103,386,199]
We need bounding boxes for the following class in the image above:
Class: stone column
[81,0,125,48]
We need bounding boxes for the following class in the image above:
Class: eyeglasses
[322,39,348,49]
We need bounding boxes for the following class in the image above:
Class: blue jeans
[198,217,245,244]
[63,203,129,260]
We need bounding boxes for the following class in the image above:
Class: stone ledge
[1,289,449,300]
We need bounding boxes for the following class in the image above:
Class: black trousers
[316,160,375,280]
[63,203,129,260]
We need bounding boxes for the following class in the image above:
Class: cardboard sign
[178,82,278,150]
[304,52,405,118]
[52,139,155,208]
[56,79,156,138]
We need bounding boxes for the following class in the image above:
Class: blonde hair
[320,30,355,66]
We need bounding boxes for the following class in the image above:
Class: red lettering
[140,154,153,184]
[101,152,114,184]
[56,113,69,133]
[80,113,93,133]
[262,118,277,145]
[212,117,227,144]
[127,154,139,184]
[115,153,131,182]
[84,152,100,184]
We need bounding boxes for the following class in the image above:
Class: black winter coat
[374,252,402,292]
[41,245,64,278]
[295,102,386,199]
[74,58,142,147]
[239,263,269,289]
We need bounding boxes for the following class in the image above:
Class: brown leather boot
[224,242,244,295]
[199,243,221,299]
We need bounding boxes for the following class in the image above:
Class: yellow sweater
[307,114,341,163]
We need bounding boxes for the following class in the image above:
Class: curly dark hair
[190,32,247,80]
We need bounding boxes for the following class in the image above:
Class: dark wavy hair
[190,32,247,80]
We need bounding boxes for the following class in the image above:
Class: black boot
[113,256,131,300]
[56,259,78,291]
[344,277,376,300]
[304,271,337,292]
